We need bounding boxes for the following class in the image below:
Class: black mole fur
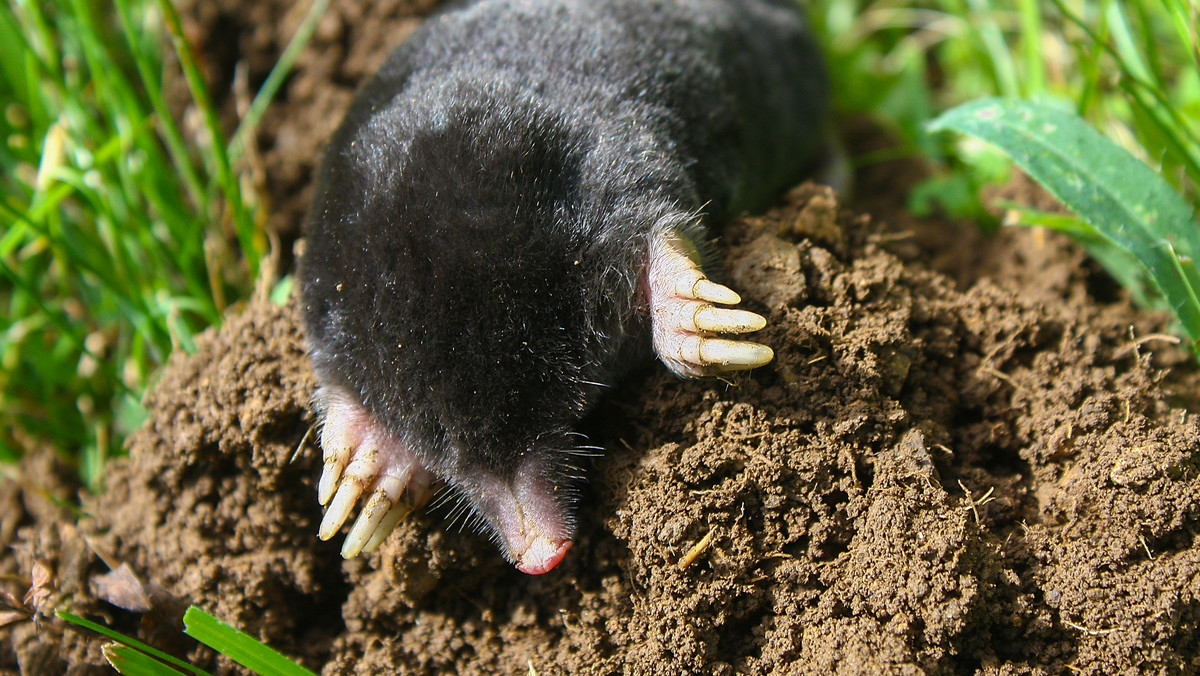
[301,0,828,499]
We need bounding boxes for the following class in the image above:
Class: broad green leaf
[929,97,1200,355]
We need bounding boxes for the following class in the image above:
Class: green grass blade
[964,0,1020,97]
[1106,1,1154,85]
[1161,0,1200,74]
[103,643,187,676]
[183,606,317,676]
[1049,0,1200,189]
[1016,0,1045,95]
[57,611,213,676]
[229,0,330,163]
[111,0,207,212]
[155,0,261,279]
[929,97,1200,353]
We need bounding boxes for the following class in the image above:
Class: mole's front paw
[314,384,435,558]
[646,231,773,378]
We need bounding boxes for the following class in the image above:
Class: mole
[300,0,834,574]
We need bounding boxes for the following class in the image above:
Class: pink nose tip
[515,537,573,575]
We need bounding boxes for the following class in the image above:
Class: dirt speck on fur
[2,2,1200,674]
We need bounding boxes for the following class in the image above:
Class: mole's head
[302,92,642,573]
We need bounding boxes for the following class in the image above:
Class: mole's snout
[470,462,576,574]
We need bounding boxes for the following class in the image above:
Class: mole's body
[300,0,831,573]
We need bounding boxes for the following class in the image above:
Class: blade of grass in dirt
[183,606,317,676]
[110,0,206,211]
[57,611,213,676]
[962,0,1020,98]
[229,0,330,162]
[1161,0,1200,73]
[1015,0,1045,96]
[929,97,1200,354]
[155,0,262,280]
[104,643,187,676]
[1,0,285,481]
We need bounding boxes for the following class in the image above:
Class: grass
[808,0,1200,347]
[0,0,324,489]
[809,0,1199,201]
[60,606,317,675]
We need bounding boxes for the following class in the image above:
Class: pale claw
[647,230,773,377]
[692,306,766,334]
[343,473,408,557]
[692,278,741,305]
[317,460,342,506]
[320,480,365,541]
[688,336,774,370]
[362,502,412,554]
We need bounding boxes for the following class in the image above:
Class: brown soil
[4,1,1200,674]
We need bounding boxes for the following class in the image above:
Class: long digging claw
[694,337,773,369]
[692,306,766,334]
[362,503,412,554]
[320,480,365,541]
[692,278,741,305]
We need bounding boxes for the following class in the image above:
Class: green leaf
[183,606,317,676]
[103,643,187,676]
[929,97,1200,356]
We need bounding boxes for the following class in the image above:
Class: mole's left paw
[314,384,435,558]
[646,231,773,378]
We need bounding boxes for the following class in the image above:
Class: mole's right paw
[314,384,435,558]
[645,231,773,378]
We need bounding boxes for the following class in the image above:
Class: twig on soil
[1140,533,1155,561]
[0,587,32,628]
[958,480,996,524]
[1132,332,1181,347]
[290,425,314,464]
[1061,617,1121,636]
[678,528,715,569]
[982,365,1021,392]
[866,230,915,244]
[528,660,539,676]
[1115,329,1181,360]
